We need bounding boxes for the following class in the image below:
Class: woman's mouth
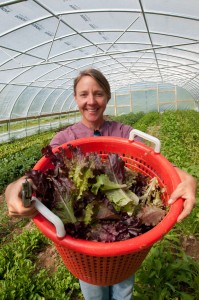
[86,108,98,112]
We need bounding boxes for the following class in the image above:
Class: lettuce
[91,174,139,215]
[26,144,166,242]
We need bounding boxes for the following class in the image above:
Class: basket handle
[31,196,66,238]
[129,129,161,153]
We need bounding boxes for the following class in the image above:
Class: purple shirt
[50,121,134,148]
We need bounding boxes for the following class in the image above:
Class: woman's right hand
[5,176,38,218]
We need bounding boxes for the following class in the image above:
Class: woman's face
[75,75,108,129]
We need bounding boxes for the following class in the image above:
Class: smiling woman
[73,69,111,131]
[74,76,108,130]
[4,69,197,300]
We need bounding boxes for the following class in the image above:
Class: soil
[36,244,58,274]
[181,235,199,260]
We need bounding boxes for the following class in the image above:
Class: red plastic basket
[33,135,183,286]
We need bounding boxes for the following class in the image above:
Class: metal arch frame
[3,42,197,92]
[1,7,196,74]
[51,89,71,114]
[39,88,66,116]
[7,85,30,120]
[1,28,197,72]
[22,66,75,117]
[20,86,41,117]
[0,51,77,114]
[0,54,92,115]
[0,0,27,7]
[60,91,78,114]
[25,87,56,118]
[1,23,198,85]
[59,90,75,114]
[1,42,196,83]
[0,0,198,121]
[7,55,65,118]
[23,66,76,112]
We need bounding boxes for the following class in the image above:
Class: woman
[5,69,197,300]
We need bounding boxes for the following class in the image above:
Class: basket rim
[33,136,184,256]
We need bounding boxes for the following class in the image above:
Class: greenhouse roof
[0,0,198,120]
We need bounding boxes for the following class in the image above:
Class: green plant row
[159,111,199,177]
[110,111,146,126]
[0,131,55,159]
[0,145,45,193]
[134,231,199,299]
[0,131,59,193]
[114,110,199,178]
[0,228,81,300]
[132,111,161,132]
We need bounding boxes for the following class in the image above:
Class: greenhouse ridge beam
[0,0,27,7]
[139,0,163,82]
[1,40,198,71]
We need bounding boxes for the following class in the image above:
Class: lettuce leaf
[140,177,163,207]
[27,144,166,242]
[91,174,139,215]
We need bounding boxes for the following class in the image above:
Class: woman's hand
[5,176,38,218]
[168,168,197,222]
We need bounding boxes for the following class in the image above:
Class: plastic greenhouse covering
[0,0,198,142]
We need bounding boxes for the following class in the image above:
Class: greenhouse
[0,1,199,300]
[0,0,198,142]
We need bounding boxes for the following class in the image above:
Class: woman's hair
[73,68,111,101]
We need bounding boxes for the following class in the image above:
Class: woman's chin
[84,112,101,122]
[83,114,104,127]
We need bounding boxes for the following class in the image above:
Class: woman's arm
[168,167,197,222]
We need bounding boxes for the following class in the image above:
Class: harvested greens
[26,144,167,242]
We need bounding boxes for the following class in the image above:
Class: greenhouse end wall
[106,83,195,115]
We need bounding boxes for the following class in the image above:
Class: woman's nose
[87,93,96,104]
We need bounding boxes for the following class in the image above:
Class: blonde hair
[73,68,111,101]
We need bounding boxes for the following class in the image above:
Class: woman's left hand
[168,168,197,222]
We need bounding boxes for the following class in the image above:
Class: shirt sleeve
[50,127,76,148]
[111,122,141,141]
[119,123,142,142]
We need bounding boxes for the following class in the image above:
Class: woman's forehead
[76,76,103,90]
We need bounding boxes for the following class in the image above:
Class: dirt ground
[181,235,199,260]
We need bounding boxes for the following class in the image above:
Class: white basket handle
[31,197,66,238]
[129,129,161,153]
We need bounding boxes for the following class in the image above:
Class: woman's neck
[81,119,105,131]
